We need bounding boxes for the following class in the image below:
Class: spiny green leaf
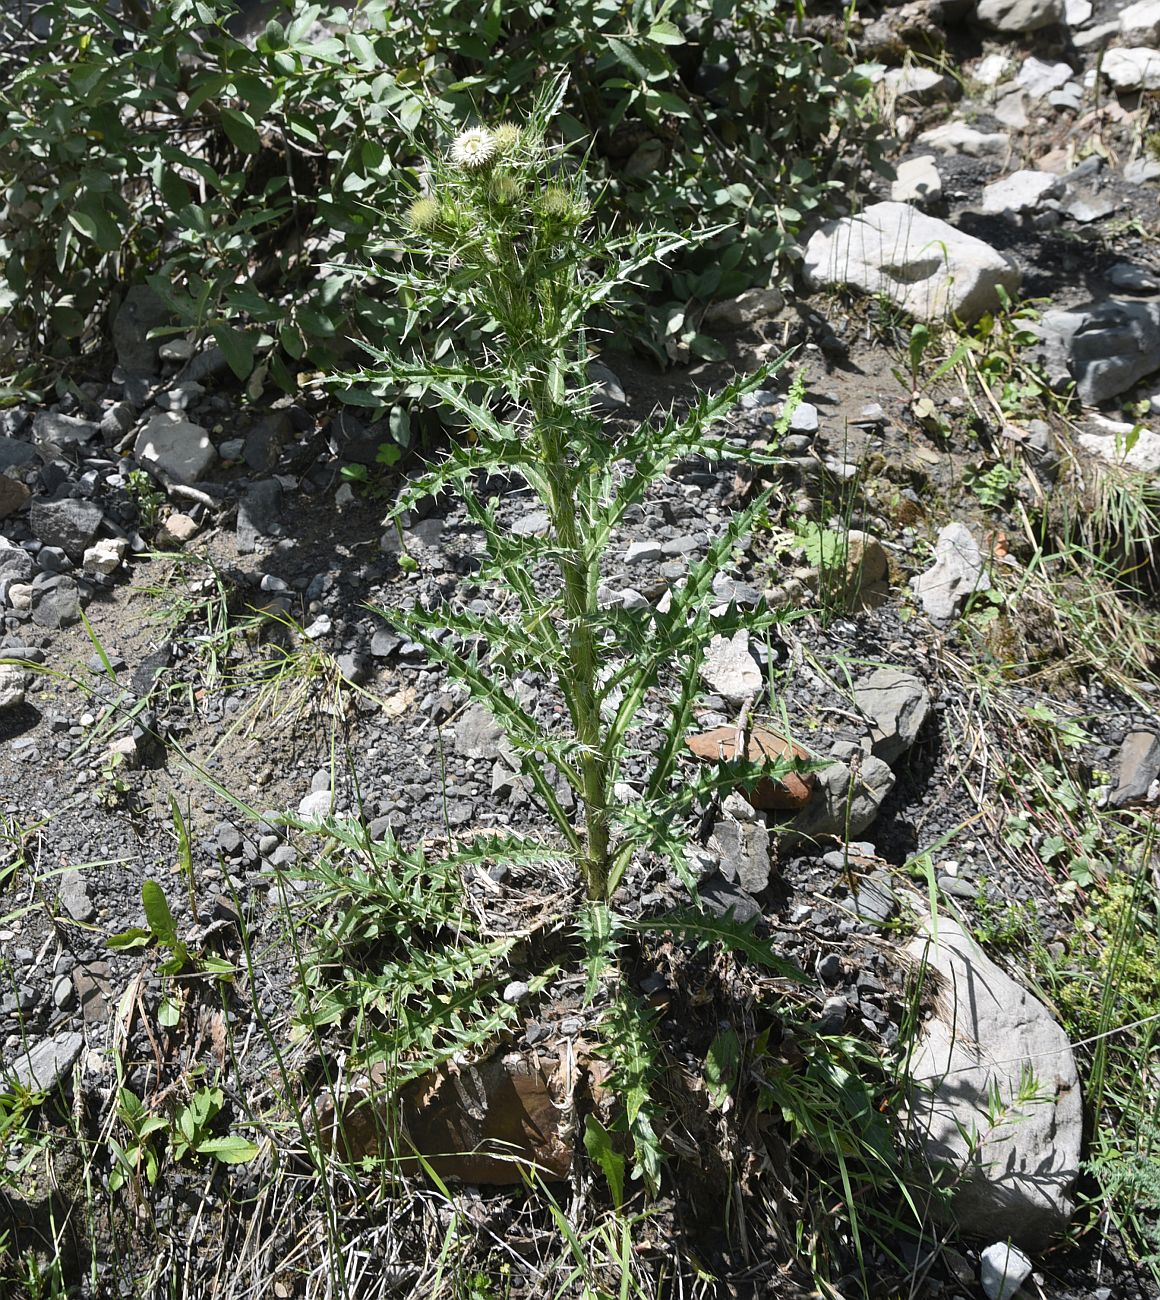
[625,911,806,983]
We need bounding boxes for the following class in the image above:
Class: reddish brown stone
[684,725,815,811]
[320,1049,574,1184]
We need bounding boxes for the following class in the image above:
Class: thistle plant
[351,78,801,908]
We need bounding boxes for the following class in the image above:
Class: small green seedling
[107,880,233,979]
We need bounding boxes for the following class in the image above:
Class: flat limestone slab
[905,916,1082,1249]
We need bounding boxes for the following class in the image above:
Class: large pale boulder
[905,916,1082,1248]
[976,0,1063,31]
[803,202,1020,325]
[1102,48,1160,92]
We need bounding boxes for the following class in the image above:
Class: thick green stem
[536,394,610,900]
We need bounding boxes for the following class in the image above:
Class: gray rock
[855,668,931,764]
[710,815,772,894]
[0,663,29,710]
[884,66,956,105]
[1102,47,1160,92]
[698,874,761,923]
[1063,194,1116,224]
[911,522,991,620]
[1064,0,1091,24]
[3,1030,84,1093]
[1121,0,1160,43]
[1016,57,1074,100]
[1110,730,1160,807]
[112,285,170,374]
[0,436,38,470]
[244,412,290,473]
[976,0,1062,30]
[981,169,1064,215]
[980,1243,1034,1300]
[455,702,506,760]
[916,122,1010,157]
[0,540,32,582]
[904,915,1082,1249]
[237,479,284,553]
[890,155,943,205]
[1107,263,1160,293]
[99,400,135,441]
[32,412,99,449]
[1124,157,1160,185]
[803,202,1020,326]
[855,870,898,924]
[30,497,103,561]
[31,575,81,628]
[1028,300,1160,405]
[703,288,785,330]
[58,871,95,923]
[133,413,217,483]
[511,509,551,538]
[625,539,663,563]
[700,629,763,707]
[588,361,627,412]
[1073,17,1121,47]
[297,790,331,818]
[787,402,819,434]
[790,756,895,840]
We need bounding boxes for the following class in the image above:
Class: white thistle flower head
[450,127,496,170]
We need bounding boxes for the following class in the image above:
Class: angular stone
[30,497,103,560]
[980,1243,1033,1300]
[854,668,931,765]
[236,479,284,553]
[58,871,95,923]
[133,413,216,482]
[0,663,29,710]
[790,756,896,841]
[700,629,763,707]
[698,874,762,923]
[1120,0,1160,43]
[904,916,1082,1250]
[31,575,81,628]
[454,703,505,760]
[976,0,1062,30]
[1102,48,1160,92]
[32,412,99,449]
[803,202,1020,326]
[155,512,200,548]
[1016,57,1075,100]
[684,725,814,811]
[842,531,891,611]
[703,287,784,330]
[3,1031,84,1094]
[1110,729,1160,807]
[710,816,771,894]
[0,474,30,520]
[911,522,991,620]
[387,1050,573,1183]
[83,537,128,575]
[112,285,170,374]
[884,65,956,105]
[891,155,943,205]
[917,122,1010,157]
[981,170,1064,215]
[1029,300,1160,405]
[0,436,38,470]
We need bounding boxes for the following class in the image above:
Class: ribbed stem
[536,394,610,900]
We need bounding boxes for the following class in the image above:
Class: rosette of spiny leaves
[341,74,808,1195]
